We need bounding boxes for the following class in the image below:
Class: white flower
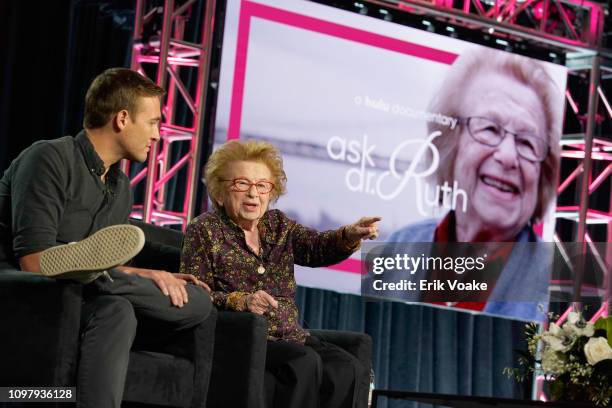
[564,312,595,338]
[549,322,563,336]
[541,323,575,352]
[541,349,566,374]
[584,337,612,365]
[567,312,581,325]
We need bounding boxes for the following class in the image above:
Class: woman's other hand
[244,290,279,315]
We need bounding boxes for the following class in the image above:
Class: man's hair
[83,68,165,129]
[426,48,562,222]
[204,139,287,210]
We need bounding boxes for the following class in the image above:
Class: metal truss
[514,30,610,408]
[553,54,611,322]
[125,0,217,227]
[362,0,607,51]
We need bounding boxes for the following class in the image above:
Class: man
[0,68,212,407]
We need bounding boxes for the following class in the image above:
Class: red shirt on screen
[431,212,513,312]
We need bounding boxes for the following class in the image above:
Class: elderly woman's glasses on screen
[462,117,549,162]
[222,178,275,194]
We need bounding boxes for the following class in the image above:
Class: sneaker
[40,224,145,283]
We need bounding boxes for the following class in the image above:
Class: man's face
[453,72,546,238]
[121,96,161,163]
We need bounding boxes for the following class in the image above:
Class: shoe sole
[40,224,145,277]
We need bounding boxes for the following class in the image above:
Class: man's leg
[76,269,211,408]
[265,340,322,408]
[305,336,369,408]
[77,295,137,408]
[96,269,212,330]
[36,225,211,407]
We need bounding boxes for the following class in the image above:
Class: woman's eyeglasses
[222,178,275,194]
[461,116,549,162]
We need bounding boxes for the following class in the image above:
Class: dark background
[0,0,135,173]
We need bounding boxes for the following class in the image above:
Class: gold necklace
[252,233,265,274]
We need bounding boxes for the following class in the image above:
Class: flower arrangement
[506,312,612,406]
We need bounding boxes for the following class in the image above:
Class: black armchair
[206,312,373,408]
[132,220,373,408]
[0,220,217,408]
[131,221,373,408]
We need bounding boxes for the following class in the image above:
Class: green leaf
[594,317,612,347]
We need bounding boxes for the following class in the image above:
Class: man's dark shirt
[0,130,131,267]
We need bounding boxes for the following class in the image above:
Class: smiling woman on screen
[389,48,562,321]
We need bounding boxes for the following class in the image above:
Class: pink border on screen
[227,0,458,274]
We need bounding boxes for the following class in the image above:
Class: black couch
[0,220,372,408]
[0,219,217,408]
[208,311,373,408]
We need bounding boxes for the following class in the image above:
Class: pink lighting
[532,1,544,20]
[128,0,217,228]
[565,90,579,114]
[598,86,612,119]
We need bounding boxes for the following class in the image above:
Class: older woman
[390,49,562,320]
[180,139,380,408]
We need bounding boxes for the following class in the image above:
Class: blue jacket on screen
[387,218,551,322]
